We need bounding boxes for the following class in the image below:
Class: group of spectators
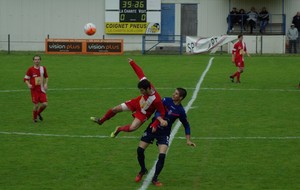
[287,12,300,53]
[227,7,300,54]
[227,6,269,34]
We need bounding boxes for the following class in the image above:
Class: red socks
[116,124,131,132]
[100,109,116,124]
[236,72,241,81]
[33,111,38,120]
[232,71,241,82]
[37,106,46,115]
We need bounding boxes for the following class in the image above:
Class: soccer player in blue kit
[135,87,196,186]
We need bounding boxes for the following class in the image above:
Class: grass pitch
[0,53,299,190]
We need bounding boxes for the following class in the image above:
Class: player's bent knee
[112,105,123,113]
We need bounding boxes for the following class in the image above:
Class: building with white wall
[0,0,299,52]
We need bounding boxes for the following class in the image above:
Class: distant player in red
[90,58,167,138]
[230,34,250,83]
[24,55,48,122]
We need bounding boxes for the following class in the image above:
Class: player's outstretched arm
[186,134,196,147]
[128,58,146,80]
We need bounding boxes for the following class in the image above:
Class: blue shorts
[140,129,170,146]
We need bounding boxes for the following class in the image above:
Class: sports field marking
[202,87,300,92]
[1,87,299,93]
[1,131,299,140]
[138,57,214,190]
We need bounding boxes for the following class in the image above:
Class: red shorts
[31,90,47,104]
[235,61,244,67]
[125,97,149,123]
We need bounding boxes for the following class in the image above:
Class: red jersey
[126,60,165,122]
[24,66,48,93]
[232,40,247,64]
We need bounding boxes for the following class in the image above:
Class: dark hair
[176,87,187,100]
[138,79,151,90]
[33,55,41,60]
[238,34,243,38]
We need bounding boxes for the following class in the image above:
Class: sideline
[1,131,299,140]
[1,87,299,93]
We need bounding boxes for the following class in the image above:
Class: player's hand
[151,126,157,133]
[187,141,196,147]
[159,119,168,127]
[44,84,48,91]
[27,84,32,89]
[128,58,133,62]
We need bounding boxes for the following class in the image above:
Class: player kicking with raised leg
[90,58,167,138]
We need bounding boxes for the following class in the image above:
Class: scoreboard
[105,0,161,34]
[119,0,146,22]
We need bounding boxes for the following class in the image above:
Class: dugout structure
[142,35,184,55]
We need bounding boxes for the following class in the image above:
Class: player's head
[172,87,187,103]
[33,55,41,61]
[176,87,187,100]
[138,79,151,95]
[238,34,243,41]
[32,55,41,65]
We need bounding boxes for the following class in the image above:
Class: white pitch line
[0,87,195,93]
[0,131,299,140]
[138,57,215,190]
[1,87,299,93]
[202,87,300,92]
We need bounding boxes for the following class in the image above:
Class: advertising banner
[105,22,160,34]
[45,39,123,55]
[186,35,237,54]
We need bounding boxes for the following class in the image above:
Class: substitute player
[135,88,196,186]
[230,34,250,83]
[24,55,48,122]
[90,58,167,138]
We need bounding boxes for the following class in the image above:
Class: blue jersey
[146,97,191,136]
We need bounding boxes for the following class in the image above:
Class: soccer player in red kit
[230,34,250,83]
[90,58,167,138]
[24,55,48,122]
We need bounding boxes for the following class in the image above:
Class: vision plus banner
[45,39,123,55]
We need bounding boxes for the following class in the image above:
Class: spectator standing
[259,7,269,33]
[287,24,298,53]
[247,7,258,34]
[227,7,239,33]
[292,12,300,33]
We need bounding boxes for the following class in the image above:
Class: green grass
[0,53,299,190]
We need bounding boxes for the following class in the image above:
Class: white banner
[186,35,237,54]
